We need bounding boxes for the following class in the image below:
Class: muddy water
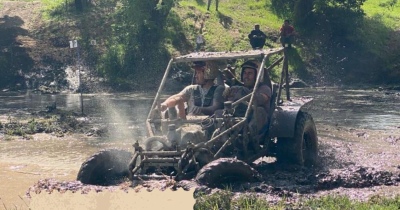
[0,88,399,209]
[299,88,400,130]
[0,91,153,209]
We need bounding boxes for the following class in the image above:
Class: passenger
[248,24,267,50]
[223,60,272,134]
[160,61,225,117]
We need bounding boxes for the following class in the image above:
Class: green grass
[359,0,400,56]
[40,0,64,15]
[194,191,400,210]
[363,0,400,28]
[305,195,400,210]
[175,0,282,52]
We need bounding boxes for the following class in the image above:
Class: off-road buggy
[77,48,318,187]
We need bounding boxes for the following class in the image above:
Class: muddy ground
[21,117,400,205]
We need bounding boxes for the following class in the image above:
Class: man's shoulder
[258,84,272,94]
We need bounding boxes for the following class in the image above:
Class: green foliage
[40,0,66,20]
[98,45,124,81]
[232,194,271,210]
[269,0,366,36]
[305,195,355,209]
[379,0,398,11]
[305,195,400,210]
[28,118,37,133]
[92,0,174,88]
[194,193,400,209]
[194,190,233,210]
[5,124,25,136]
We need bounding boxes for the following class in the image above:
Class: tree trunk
[75,0,83,11]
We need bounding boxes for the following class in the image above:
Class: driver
[160,61,225,117]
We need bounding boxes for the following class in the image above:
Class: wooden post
[277,56,285,104]
[283,49,290,101]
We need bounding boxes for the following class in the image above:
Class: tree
[101,0,175,83]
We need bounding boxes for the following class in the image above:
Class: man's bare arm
[160,94,186,111]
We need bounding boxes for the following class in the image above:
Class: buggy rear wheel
[77,149,133,186]
[195,158,261,188]
[276,111,318,166]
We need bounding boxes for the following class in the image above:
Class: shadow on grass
[0,15,33,89]
[217,11,233,29]
[195,0,206,6]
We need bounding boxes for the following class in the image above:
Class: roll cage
[146,47,292,137]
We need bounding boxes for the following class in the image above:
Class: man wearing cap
[160,61,225,117]
[248,24,267,50]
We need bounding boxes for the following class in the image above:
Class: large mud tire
[276,111,318,166]
[77,149,133,186]
[195,158,261,188]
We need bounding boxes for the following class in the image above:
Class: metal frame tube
[194,119,246,149]
[146,59,174,136]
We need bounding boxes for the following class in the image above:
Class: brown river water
[0,87,399,209]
